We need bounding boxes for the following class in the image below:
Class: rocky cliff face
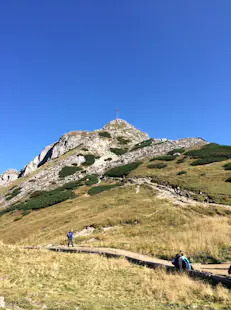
[0,169,19,186]
[18,119,149,178]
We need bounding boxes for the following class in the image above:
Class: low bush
[83,154,95,166]
[225,176,231,183]
[104,162,142,177]
[99,131,111,138]
[88,183,121,196]
[85,175,98,186]
[82,148,88,151]
[30,191,46,198]
[147,163,167,169]
[116,136,130,145]
[5,187,21,201]
[110,148,128,155]
[130,139,153,151]
[0,189,76,217]
[176,157,186,164]
[59,166,82,178]
[60,174,98,189]
[185,143,231,165]
[167,148,185,155]
[61,181,80,190]
[223,163,231,170]
[22,210,31,216]
[104,158,112,161]
[191,157,227,166]
[150,155,176,161]
[177,170,187,175]
[14,216,22,221]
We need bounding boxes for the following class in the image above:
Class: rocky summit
[0,119,206,209]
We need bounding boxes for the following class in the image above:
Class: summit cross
[116,108,119,120]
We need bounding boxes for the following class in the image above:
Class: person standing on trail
[67,230,74,247]
[178,253,192,271]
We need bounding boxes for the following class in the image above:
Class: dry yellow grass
[0,185,231,262]
[0,243,230,310]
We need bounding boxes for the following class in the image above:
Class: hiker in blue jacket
[67,230,74,247]
[178,253,192,270]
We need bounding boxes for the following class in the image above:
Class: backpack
[228,265,231,275]
[182,259,187,270]
[172,254,180,268]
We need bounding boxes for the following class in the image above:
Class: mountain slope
[0,119,206,210]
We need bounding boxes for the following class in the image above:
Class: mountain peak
[103,119,149,141]
[104,118,131,127]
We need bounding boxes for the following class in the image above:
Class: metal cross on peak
[116,108,119,120]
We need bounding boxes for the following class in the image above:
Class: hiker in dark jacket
[67,230,74,247]
[172,251,182,269]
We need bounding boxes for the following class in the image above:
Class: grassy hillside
[131,156,231,204]
[0,244,231,310]
[1,143,231,309]
[1,185,231,263]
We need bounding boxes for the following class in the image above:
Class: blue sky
[1,0,231,174]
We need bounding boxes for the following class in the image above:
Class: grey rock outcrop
[103,119,149,142]
[19,119,150,177]
[0,169,19,186]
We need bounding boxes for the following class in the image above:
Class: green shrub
[116,136,131,145]
[167,148,185,155]
[191,157,227,166]
[5,187,21,201]
[82,148,88,151]
[176,157,186,164]
[0,189,76,217]
[14,216,22,221]
[177,170,187,175]
[60,174,98,189]
[223,163,231,170]
[88,183,121,196]
[150,155,176,161]
[85,175,98,186]
[104,162,142,177]
[83,154,95,166]
[147,163,167,169]
[60,181,80,190]
[104,158,112,161]
[130,139,153,151]
[22,210,31,216]
[30,191,46,198]
[99,131,111,138]
[225,177,231,183]
[110,148,128,155]
[59,166,82,178]
[185,143,231,165]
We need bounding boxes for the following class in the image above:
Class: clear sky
[1,0,231,174]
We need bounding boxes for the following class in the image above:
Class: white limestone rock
[21,143,54,176]
[0,169,19,186]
